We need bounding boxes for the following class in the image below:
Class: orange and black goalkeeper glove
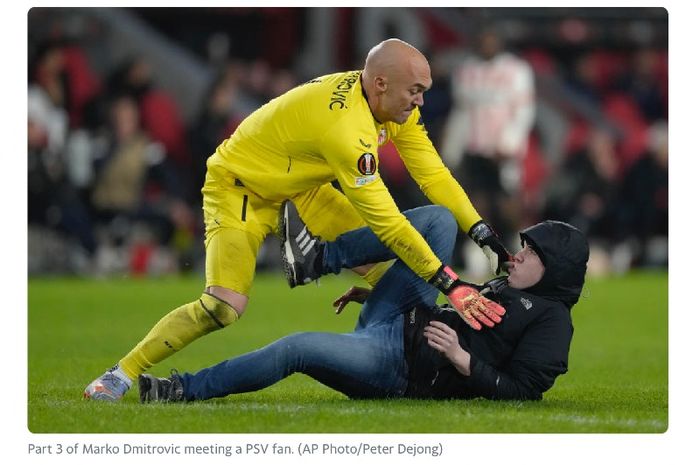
[429,264,506,331]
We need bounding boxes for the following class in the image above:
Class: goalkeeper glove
[429,265,506,330]
[468,220,512,274]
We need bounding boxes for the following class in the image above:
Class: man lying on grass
[139,204,589,402]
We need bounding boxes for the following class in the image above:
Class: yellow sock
[362,260,395,288]
[118,293,239,380]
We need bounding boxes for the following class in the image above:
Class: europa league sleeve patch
[357,153,377,175]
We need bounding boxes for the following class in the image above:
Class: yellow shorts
[201,165,366,295]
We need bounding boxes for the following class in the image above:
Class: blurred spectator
[28,85,97,265]
[565,52,603,104]
[568,49,659,168]
[104,57,192,185]
[28,84,68,157]
[91,96,161,215]
[615,48,667,123]
[267,68,297,99]
[31,40,102,129]
[441,26,535,268]
[615,121,668,268]
[222,60,263,116]
[189,72,247,200]
[418,50,454,142]
[30,43,69,114]
[566,50,627,101]
[244,58,274,108]
[542,128,620,242]
[89,95,195,275]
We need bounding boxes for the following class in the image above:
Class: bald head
[361,39,432,124]
[364,39,429,81]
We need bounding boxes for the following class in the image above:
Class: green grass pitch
[27,271,667,433]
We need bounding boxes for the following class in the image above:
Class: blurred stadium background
[27,7,668,279]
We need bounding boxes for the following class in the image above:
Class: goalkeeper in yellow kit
[84,38,511,401]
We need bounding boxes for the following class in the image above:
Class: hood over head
[518,220,589,309]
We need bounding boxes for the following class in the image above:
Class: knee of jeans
[430,206,457,235]
[279,332,329,356]
[278,332,306,350]
[273,332,307,368]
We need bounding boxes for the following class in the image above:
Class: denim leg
[324,205,457,274]
[327,206,458,329]
[180,317,406,401]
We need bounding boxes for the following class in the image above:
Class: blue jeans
[180,205,457,400]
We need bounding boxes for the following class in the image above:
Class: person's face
[111,97,141,141]
[506,242,545,289]
[374,59,432,124]
[478,31,502,59]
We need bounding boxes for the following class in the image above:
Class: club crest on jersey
[378,128,387,145]
[520,297,533,310]
[357,153,377,175]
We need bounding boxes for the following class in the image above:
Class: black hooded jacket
[403,221,589,401]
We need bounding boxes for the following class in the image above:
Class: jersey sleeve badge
[354,152,378,186]
[357,152,377,175]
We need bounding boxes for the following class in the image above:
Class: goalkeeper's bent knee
[195,293,241,331]
[119,293,239,379]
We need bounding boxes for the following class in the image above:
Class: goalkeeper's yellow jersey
[208,70,482,281]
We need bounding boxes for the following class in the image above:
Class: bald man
[85,39,511,402]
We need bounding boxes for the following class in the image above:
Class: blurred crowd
[27,8,667,277]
